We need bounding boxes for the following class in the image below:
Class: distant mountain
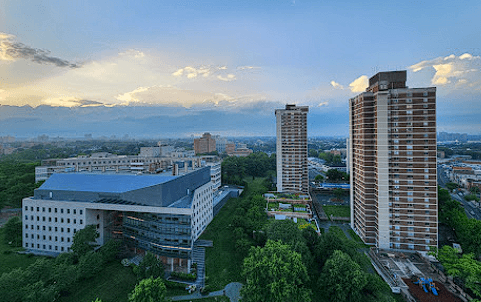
[0,104,349,138]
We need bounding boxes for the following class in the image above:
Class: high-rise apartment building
[194,133,216,155]
[349,71,437,253]
[276,104,309,193]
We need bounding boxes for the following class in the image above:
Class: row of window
[25,233,72,242]
[25,224,77,233]
[25,206,83,215]
[25,216,82,224]
[25,242,69,252]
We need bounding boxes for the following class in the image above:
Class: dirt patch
[403,278,462,302]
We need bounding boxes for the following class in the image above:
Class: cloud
[42,97,104,107]
[330,81,344,89]
[349,75,368,92]
[115,85,237,108]
[409,53,481,87]
[237,66,261,70]
[0,32,81,68]
[318,101,329,107]
[217,74,236,82]
[119,49,145,58]
[172,66,213,79]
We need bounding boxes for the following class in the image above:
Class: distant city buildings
[349,70,438,253]
[193,133,216,154]
[275,104,309,193]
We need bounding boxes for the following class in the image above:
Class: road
[438,165,481,220]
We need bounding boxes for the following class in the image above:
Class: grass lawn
[0,227,44,276]
[200,197,244,291]
[59,261,137,302]
[323,205,350,218]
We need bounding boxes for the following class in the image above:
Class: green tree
[314,174,324,182]
[435,246,481,297]
[333,188,344,200]
[71,224,99,256]
[129,277,168,302]
[3,216,22,247]
[318,250,367,302]
[471,186,480,194]
[326,169,345,182]
[446,182,459,191]
[133,253,165,280]
[241,240,311,302]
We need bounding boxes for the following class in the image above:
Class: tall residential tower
[349,71,437,253]
[276,104,309,193]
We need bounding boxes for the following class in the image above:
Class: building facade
[23,167,214,272]
[193,133,216,155]
[275,104,309,193]
[349,71,438,253]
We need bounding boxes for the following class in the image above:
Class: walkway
[170,282,243,302]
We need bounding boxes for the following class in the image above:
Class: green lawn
[323,205,350,218]
[200,197,244,291]
[0,227,43,276]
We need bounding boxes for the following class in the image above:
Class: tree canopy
[128,277,168,302]
[71,224,99,256]
[241,240,311,302]
[3,216,22,247]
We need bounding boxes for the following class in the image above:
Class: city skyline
[1,0,481,137]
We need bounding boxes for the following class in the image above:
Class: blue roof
[39,173,177,193]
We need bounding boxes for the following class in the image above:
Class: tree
[318,250,367,302]
[133,253,165,280]
[333,188,344,200]
[326,169,344,182]
[71,224,99,256]
[314,174,324,182]
[241,240,311,302]
[471,186,480,195]
[3,216,22,247]
[129,277,168,302]
[446,182,459,191]
[435,246,481,297]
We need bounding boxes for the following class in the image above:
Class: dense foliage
[0,226,121,302]
[221,152,275,185]
[2,216,22,247]
[437,186,481,298]
[0,161,39,209]
[241,240,312,302]
[128,277,168,302]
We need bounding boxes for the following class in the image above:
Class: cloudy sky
[1,0,481,137]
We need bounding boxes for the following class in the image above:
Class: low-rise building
[23,166,214,272]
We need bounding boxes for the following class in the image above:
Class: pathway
[170,282,243,302]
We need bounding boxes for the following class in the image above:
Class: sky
[1,0,481,138]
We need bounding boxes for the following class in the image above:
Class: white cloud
[217,74,236,82]
[409,53,481,87]
[114,85,237,108]
[330,81,344,90]
[237,66,261,70]
[119,49,145,58]
[172,68,184,77]
[42,97,104,107]
[349,75,368,93]
[318,101,329,107]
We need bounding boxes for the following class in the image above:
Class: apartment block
[349,71,437,253]
[276,104,309,193]
[193,133,216,154]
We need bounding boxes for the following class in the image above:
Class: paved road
[171,282,243,302]
[438,166,481,220]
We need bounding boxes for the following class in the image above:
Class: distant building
[349,70,437,253]
[193,133,216,155]
[215,137,227,153]
[275,104,309,193]
[23,167,214,272]
[225,143,236,155]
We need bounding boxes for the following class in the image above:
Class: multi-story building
[193,133,216,155]
[23,166,214,272]
[349,70,437,253]
[275,104,309,193]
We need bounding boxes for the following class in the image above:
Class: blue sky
[1,0,481,137]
